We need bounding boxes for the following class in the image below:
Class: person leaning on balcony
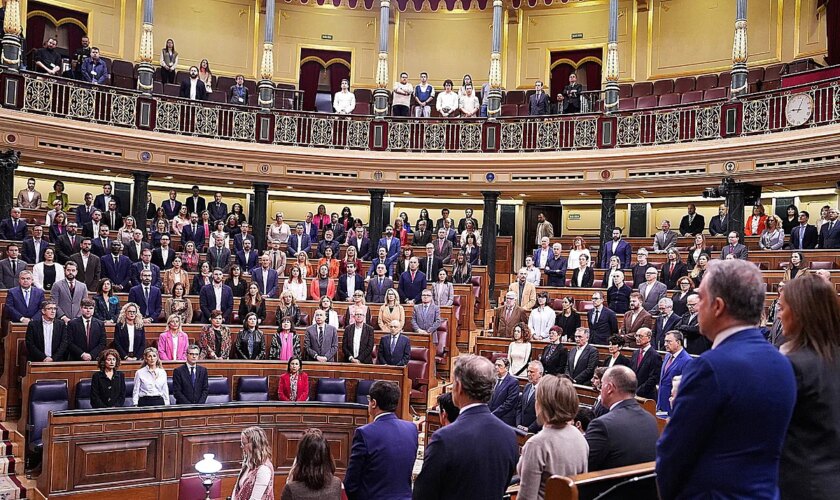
[333,78,356,114]
[228,75,249,105]
[179,66,208,101]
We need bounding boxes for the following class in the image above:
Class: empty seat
[316,378,347,402]
[315,92,333,113]
[618,83,633,98]
[175,70,191,85]
[75,379,92,410]
[435,319,449,358]
[206,377,231,404]
[236,376,268,402]
[152,81,163,95]
[811,261,835,270]
[681,90,704,104]
[208,91,225,103]
[216,76,236,91]
[123,379,135,407]
[517,103,529,116]
[167,377,176,405]
[764,63,784,81]
[355,379,374,405]
[632,82,653,97]
[111,59,134,77]
[653,79,674,96]
[718,71,732,89]
[112,75,135,89]
[505,90,525,105]
[163,84,180,97]
[501,103,518,116]
[28,381,69,456]
[747,67,765,84]
[351,102,371,115]
[408,348,430,403]
[674,77,696,94]
[354,88,373,104]
[618,97,637,111]
[704,87,728,100]
[577,300,594,312]
[636,95,659,109]
[695,74,719,91]
[658,93,681,107]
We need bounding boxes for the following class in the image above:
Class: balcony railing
[3,70,839,153]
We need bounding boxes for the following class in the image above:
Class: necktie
[594,309,600,324]
[192,224,196,236]
[11,259,17,272]
[831,221,836,232]
[272,252,277,268]
[114,256,119,266]
[664,355,675,372]
[23,288,29,306]
[69,281,75,298]
[318,327,324,346]
[670,262,675,274]
[390,335,397,354]
[730,245,735,254]
[85,319,90,346]
[495,378,502,390]
[144,286,150,312]
[439,240,443,252]
[190,366,196,387]
[637,349,644,368]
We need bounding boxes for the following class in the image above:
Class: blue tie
[190,366,196,387]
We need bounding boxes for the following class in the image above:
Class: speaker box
[629,203,647,238]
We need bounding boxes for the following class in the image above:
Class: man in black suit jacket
[0,207,27,241]
[179,66,208,100]
[413,355,518,500]
[653,298,682,350]
[67,299,106,361]
[25,300,70,362]
[103,200,122,232]
[207,192,228,223]
[125,230,151,262]
[707,204,728,236]
[91,224,112,258]
[587,293,618,345]
[818,208,840,249]
[516,360,543,434]
[185,186,206,216]
[151,235,176,270]
[365,266,393,304]
[22,225,48,264]
[56,224,81,265]
[790,211,818,249]
[180,213,205,251]
[419,244,443,281]
[628,327,663,400]
[377,321,411,366]
[161,190,182,220]
[586,365,659,471]
[93,183,120,215]
[172,345,209,404]
[565,328,599,385]
[412,220,433,247]
[528,81,550,115]
[346,233,370,261]
[559,73,584,113]
[0,244,28,289]
[342,312,374,364]
[677,294,711,355]
[489,357,520,426]
[678,204,706,236]
[337,263,365,301]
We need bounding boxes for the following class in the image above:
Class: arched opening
[298,49,352,112]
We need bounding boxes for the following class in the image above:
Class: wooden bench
[543,461,657,500]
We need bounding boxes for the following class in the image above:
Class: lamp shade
[195,454,222,475]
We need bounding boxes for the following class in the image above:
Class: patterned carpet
[0,425,25,499]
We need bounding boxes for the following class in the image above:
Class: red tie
[85,319,91,346]
[670,262,675,274]
[637,349,644,368]
[664,355,675,372]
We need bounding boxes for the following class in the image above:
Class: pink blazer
[157,331,189,361]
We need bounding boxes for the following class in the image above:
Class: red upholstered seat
[695,74,719,91]
[704,87,728,100]
[353,88,373,104]
[501,103,518,116]
[674,77,696,94]
[658,93,681,107]
[811,261,835,270]
[619,97,637,111]
[518,103,529,116]
[577,300,594,312]
[505,90,525,105]
[718,72,732,89]
[408,347,430,403]
[653,79,674,96]
[632,82,653,97]
[681,90,704,104]
[163,84,180,97]
[636,95,659,109]
[618,84,633,98]
[351,102,371,115]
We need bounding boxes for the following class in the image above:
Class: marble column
[373,0,391,119]
[258,0,276,110]
[598,190,619,268]
[252,183,269,251]
[486,0,504,118]
[369,189,386,245]
[0,150,20,219]
[730,0,748,96]
[724,180,746,238]
[1,0,23,72]
[603,0,620,111]
[481,191,500,299]
[131,172,151,235]
[137,0,156,93]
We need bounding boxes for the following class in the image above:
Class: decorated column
[481,191,500,299]
[131,172,151,235]
[598,190,619,268]
[1,0,23,71]
[373,0,391,119]
[252,183,269,250]
[258,0,276,110]
[603,0,620,111]
[486,0,504,118]
[137,0,156,93]
[730,0,748,97]
[369,189,386,244]
[0,151,20,219]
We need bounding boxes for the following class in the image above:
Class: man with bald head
[377,320,411,366]
[397,257,426,304]
[304,309,338,362]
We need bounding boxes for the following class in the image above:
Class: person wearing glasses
[587,292,618,345]
[171,345,208,405]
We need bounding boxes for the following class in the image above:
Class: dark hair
[286,356,302,373]
[80,298,95,308]
[437,392,460,423]
[290,428,335,491]
[369,381,400,412]
[53,180,65,191]
[172,282,187,298]
[574,407,595,432]
[781,274,840,361]
[443,79,454,88]
[97,349,121,370]
[608,334,625,347]
[786,204,798,215]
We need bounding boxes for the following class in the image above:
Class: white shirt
[333,90,356,114]
[711,324,753,350]
[213,284,223,310]
[525,267,541,285]
[189,78,198,100]
[132,366,170,405]
[527,306,555,340]
[573,343,587,368]
[127,324,135,353]
[346,276,356,298]
[459,94,480,115]
[43,320,54,357]
[352,325,363,358]
[537,248,549,268]
[436,91,459,114]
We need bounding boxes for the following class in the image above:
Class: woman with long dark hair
[281,428,342,499]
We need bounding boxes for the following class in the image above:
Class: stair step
[0,441,18,457]
[0,455,21,475]
[0,473,27,498]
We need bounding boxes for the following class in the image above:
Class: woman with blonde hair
[158,314,189,361]
[759,215,785,250]
[343,291,371,326]
[517,375,588,499]
[275,290,302,327]
[114,302,145,361]
[687,233,711,268]
[341,245,362,276]
[116,216,137,245]
[232,426,275,500]
[378,288,405,331]
[132,347,169,407]
[295,251,310,279]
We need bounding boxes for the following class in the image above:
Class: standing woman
[340,245,362,276]
[759,215,785,250]
[528,292,555,340]
[199,310,232,360]
[461,233,481,265]
[313,204,330,231]
[393,218,409,248]
[90,349,126,408]
[93,278,120,323]
[568,237,591,269]
[555,297,580,343]
[163,256,190,294]
[117,216,137,245]
[399,211,412,233]
[507,323,533,377]
[160,39,178,84]
[309,264,337,301]
[783,251,810,282]
[571,254,594,288]
[778,275,840,499]
[226,264,248,299]
[132,347,169,407]
[744,204,768,236]
[415,208,432,230]
[432,268,454,307]
[268,212,291,244]
[687,234,710,269]
[152,218,170,247]
[158,314,189,361]
[315,296,340,330]
[145,192,157,222]
[32,247,63,291]
[278,357,309,402]
[318,247,341,278]
[229,203,247,226]
[284,266,308,302]
[339,207,354,231]
[689,254,709,287]
[164,282,193,325]
[198,58,213,92]
[671,277,696,317]
[235,313,266,360]
[451,252,472,284]
[48,180,69,209]
[276,290,303,327]
[239,282,267,326]
[270,317,301,361]
[49,211,67,242]
[181,242,201,273]
[396,246,413,275]
[114,303,145,361]
[782,204,798,236]
[343,291,372,326]
[232,426,275,500]
[378,288,405,330]
[191,261,213,295]
[281,428,342,499]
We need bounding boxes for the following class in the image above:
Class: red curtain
[26,1,88,53]
[299,61,322,111]
[329,63,351,95]
[549,49,602,99]
[825,0,840,66]
[298,49,352,111]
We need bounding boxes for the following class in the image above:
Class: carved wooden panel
[72,439,157,488]
[180,432,244,476]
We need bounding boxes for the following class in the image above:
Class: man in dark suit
[178,66,208,100]
[22,225,47,264]
[818,207,840,248]
[69,238,101,290]
[628,327,663,400]
[207,192,227,223]
[657,330,692,415]
[90,224,112,258]
[600,228,633,269]
[0,243,27,289]
[93,183,119,215]
[316,229,340,258]
[660,249,688,290]
[365,264,393,304]
[287,224,312,258]
[378,320,411,366]
[419,244,443,281]
[790,210,818,249]
[185,186,206,216]
[558,73,584,113]
[720,231,749,259]
[205,235,231,273]
[489,357,520,426]
[397,258,426,304]
[516,360,543,434]
[303,212,319,243]
[5,271,44,323]
[82,209,103,238]
[25,300,70,362]
[565,328,599,384]
[304,310,338,362]
[250,256,278,298]
[128,269,163,324]
[327,213,346,244]
[346,231,371,261]
[654,297,682,350]
[434,208,452,231]
[75,192,95,227]
[172,345,209,404]
[456,209,479,234]
[586,365,659,471]
[345,381,418,500]
[101,241,132,292]
[103,199,122,232]
[55,223,81,265]
[587,292,618,344]
[543,243,568,287]
[412,220,433,247]
[0,207,27,241]
[677,294,711,355]
[707,203,728,236]
[151,234,177,270]
[67,299,106,361]
[337,262,365,302]
[233,223,255,253]
[528,80,549,115]
[657,259,796,499]
[414,355,518,500]
[198,269,233,322]
[180,213,205,251]
[678,204,706,236]
[236,239,259,273]
[130,248,161,288]
[161,190,182,220]
[342,311,374,364]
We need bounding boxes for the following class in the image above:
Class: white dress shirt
[132,366,170,405]
[43,320,54,357]
[352,325,363,358]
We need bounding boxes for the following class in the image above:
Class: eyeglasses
[188,352,200,356]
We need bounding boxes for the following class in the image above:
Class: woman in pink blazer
[278,357,309,402]
[157,314,190,361]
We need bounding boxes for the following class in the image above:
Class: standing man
[558,73,583,114]
[181,213,205,252]
[639,267,667,313]
[337,262,365,302]
[720,231,749,260]
[25,300,69,362]
[528,80,549,115]
[679,204,706,236]
[677,293,711,355]
[790,210,818,250]
[101,241,132,292]
[628,327,662,400]
[412,290,442,345]
[287,224,311,258]
[565,328,599,385]
[130,248,161,288]
[600,227,632,269]
[708,204,728,236]
[392,72,413,117]
[152,234,177,270]
[205,235,231,273]
[818,207,840,249]
[0,208,27,241]
[488,357,520,426]
[17,178,42,209]
[5,271,44,324]
[179,66,208,101]
[433,228,453,264]
[251,255,278,298]
[377,320,411,366]
[185,186,206,216]
[412,220,432,247]
[378,225,401,262]
[656,259,796,499]
[22,225,48,265]
[34,37,62,75]
[619,292,655,348]
[508,268,536,311]
[657,331,692,415]
[516,360,544,434]
[342,311,374,364]
[0,244,27,288]
[653,220,678,253]
[172,345,209,404]
[345,381,419,500]
[52,262,88,323]
[419,244,443,282]
[56,222,81,265]
[208,192,227,223]
[413,72,435,118]
[544,243,568,287]
[70,238,102,289]
[493,292,524,338]
[67,298,106,361]
[129,269,162,324]
[304,310,338,362]
[587,292,618,345]
[654,298,682,350]
[198,269,233,323]
[93,183,119,215]
[413,355,518,500]
[75,193,95,227]
[534,213,553,245]
[397,257,426,304]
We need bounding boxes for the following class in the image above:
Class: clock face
[785,93,813,127]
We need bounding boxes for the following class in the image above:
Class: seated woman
[432,268,454,307]
[451,253,472,284]
[378,288,405,330]
[93,278,120,323]
[783,251,810,281]
[508,323,533,377]
[276,290,303,327]
[195,310,232,360]
[158,314,189,361]
[516,375,588,499]
[239,282,266,326]
[33,247,63,291]
[671,277,696,316]
[318,246,341,278]
[114,302,146,362]
[281,429,342,499]
[191,262,213,296]
[528,292,555,341]
[91,349,126,409]
[344,291,372,326]
[235,312,266,360]
[132,347,169,407]
[606,272,632,314]
[163,256,190,294]
[278,356,309,401]
[284,266,308,302]
[309,264,337,300]
[461,233,480,265]
[571,254,594,288]
[270,317,301,361]
[687,233,711,268]
[759,215,785,250]
[164,282,193,325]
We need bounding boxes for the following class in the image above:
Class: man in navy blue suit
[161,190,182,220]
[397,258,426,304]
[818,207,840,248]
[130,248,161,288]
[377,225,400,261]
[789,210,818,249]
[628,327,662,400]
[657,330,692,414]
[21,225,47,264]
[287,223,311,258]
[347,231,370,261]
[345,381,418,500]
[5,271,44,323]
[250,255,278,298]
[337,262,365,301]
[236,239,260,274]
[93,183,120,215]
[414,355,518,500]
[0,207,27,241]
[128,269,162,324]
[233,222,255,253]
[377,321,411,366]
[600,227,633,269]
[207,192,227,223]
[172,345,209,404]
[656,259,796,499]
[587,292,618,344]
[198,269,233,323]
[180,213,205,251]
[488,357,520,426]
[303,212,319,242]
[653,297,682,349]
[101,241,132,292]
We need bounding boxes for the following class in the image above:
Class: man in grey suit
[653,220,679,253]
[51,261,88,323]
[565,328,599,385]
[0,243,27,289]
[365,264,393,304]
[433,228,453,264]
[638,267,667,313]
[412,289,442,345]
[304,310,338,362]
[206,235,231,273]
[720,231,749,260]
[69,238,101,290]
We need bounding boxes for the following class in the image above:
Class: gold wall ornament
[139,23,154,63]
[489,52,502,89]
[376,52,388,88]
[605,42,619,83]
[260,43,274,80]
[732,19,748,64]
[3,0,22,36]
